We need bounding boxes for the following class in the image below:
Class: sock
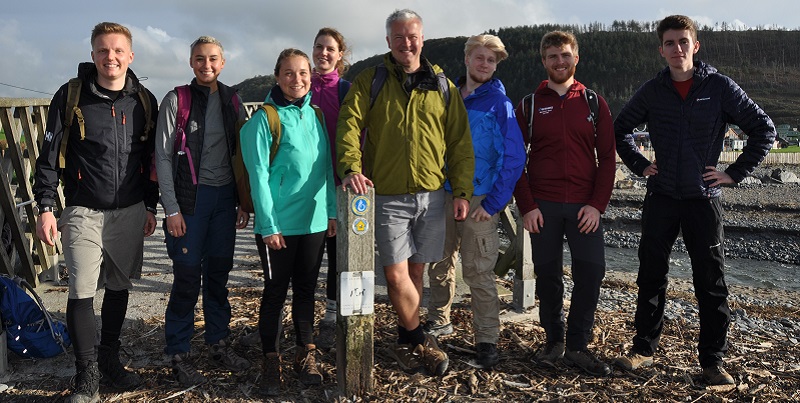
[397,325,410,345]
[100,288,128,347]
[408,324,426,347]
[323,299,337,322]
[67,297,97,361]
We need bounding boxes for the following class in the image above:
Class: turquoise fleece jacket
[240,87,336,237]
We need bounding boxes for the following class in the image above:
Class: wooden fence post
[335,186,375,397]
[512,204,535,310]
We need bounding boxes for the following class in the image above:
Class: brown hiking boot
[294,344,323,386]
[702,365,735,385]
[614,350,654,370]
[393,342,424,373]
[209,338,251,371]
[260,352,281,396]
[564,349,612,376]
[420,334,449,376]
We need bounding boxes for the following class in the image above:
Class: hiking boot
[420,334,449,376]
[393,342,424,373]
[294,344,323,386]
[564,349,612,376]
[238,329,261,347]
[171,352,207,386]
[68,360,100,403]
[423,321,454,337]
[533,341,565,366]
[316,320,336,350]
[476,342,499,368]
[209,338,251,371]
[614,350,654,370]
[98,341,142,390]
[702,364,735,385]
[260,352,281,396]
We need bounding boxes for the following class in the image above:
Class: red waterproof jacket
[513,80,616,215]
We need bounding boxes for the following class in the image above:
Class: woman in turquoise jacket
[240,48,336,395]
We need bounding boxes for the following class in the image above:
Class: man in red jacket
[513,30,616,376]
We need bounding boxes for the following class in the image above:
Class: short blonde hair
[91,22,132,47]
[464,34,508,62]
[190,36,224,57]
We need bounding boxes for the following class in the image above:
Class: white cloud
[1,0,796,99]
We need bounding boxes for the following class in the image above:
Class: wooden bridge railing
[0,97,57,286]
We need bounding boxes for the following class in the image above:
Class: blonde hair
[91,22,132,47]
[190,36,224,57]
[464,34,508,62]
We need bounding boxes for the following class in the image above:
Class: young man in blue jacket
[614,15,776,385]
[426,34,524,368]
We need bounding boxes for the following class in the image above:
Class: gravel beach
[1,163,798,402]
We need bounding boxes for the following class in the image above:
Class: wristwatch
[36,205,54,216]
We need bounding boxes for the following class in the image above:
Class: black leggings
[325,235,337,301]
[256,231,326,353]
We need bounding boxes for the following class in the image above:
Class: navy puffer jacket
[614,61,776,200]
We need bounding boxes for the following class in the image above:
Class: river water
[563,247,800,292]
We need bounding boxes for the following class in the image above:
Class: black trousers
[532,200,606,351]
[632,193,730,368]
[256,231,326,353]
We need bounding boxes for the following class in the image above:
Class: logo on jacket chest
[538,106,554,115]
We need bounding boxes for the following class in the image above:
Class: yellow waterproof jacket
[336,54,474,200]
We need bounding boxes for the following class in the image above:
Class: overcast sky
[1,0,795,100]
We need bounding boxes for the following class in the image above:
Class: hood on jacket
[77,61,144,97]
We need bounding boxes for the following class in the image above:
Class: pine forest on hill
[233,22,800,127]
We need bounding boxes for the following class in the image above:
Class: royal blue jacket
[447,78,524,216]
[615,61,776,200]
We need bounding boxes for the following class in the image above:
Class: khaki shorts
[374,189,446,266]
[59,203,145,299]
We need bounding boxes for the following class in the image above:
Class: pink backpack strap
[174,85,197,185]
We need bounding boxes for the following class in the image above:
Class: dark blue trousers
[164,183,236,355]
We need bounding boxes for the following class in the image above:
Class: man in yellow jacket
[337,9,474,377]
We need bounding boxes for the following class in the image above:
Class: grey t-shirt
[197,92,233,186]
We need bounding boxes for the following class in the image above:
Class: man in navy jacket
[614,15,776,386]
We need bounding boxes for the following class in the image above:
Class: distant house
[724,126,746,150]
[725,125,784,150]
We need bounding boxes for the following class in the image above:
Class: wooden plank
[18,107,56,278]
[0,159,36,283]
[0,98,50,108]
[335,187,374,396]
[0,108,39,285]
[512,204,535,311]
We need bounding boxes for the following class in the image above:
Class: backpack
[519,88,599,171]
[369,63,451,108]
[337,78,351,105]
[0,275,71,358]
[234,102,325,214]
[60,78,154,171]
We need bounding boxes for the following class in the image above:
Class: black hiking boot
[98,341,142,390]
[67,360,100,403]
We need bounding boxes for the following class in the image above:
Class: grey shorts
[375,189,446,266]
[58,202,146,299]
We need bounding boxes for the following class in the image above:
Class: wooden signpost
[335,187,375,396]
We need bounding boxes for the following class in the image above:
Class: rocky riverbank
[605,163,800,265]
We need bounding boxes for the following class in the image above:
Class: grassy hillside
[235,25,800,127]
